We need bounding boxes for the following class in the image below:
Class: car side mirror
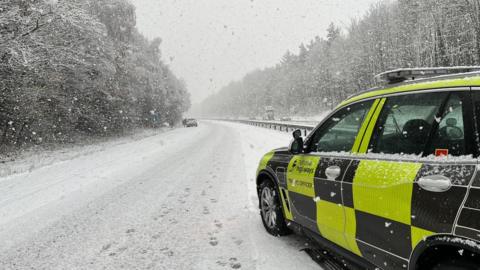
[289,129,304,154]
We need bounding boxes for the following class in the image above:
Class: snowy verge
[0,128,172,178]
[291,111,331,123]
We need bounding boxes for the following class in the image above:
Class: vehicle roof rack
[374,66,480,85]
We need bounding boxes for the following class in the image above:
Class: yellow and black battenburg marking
[455,172,480,240]
[257,150,477,270]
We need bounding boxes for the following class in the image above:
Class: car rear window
[368,92,448,156]
[369,91,475,157]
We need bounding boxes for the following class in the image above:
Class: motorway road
[0,121,320,270]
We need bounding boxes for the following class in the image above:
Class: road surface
[0,121,320,270]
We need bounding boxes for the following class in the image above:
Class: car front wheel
[259,180,290,236]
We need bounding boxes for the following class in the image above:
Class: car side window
[368,92,448,156]
[426,93,467,157]
[309,100,373,153]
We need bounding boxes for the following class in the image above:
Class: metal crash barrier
[224,119,315,136]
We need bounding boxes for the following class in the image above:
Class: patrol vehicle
[256,67,480,270]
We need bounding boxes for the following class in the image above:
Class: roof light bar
[375,66,480,84]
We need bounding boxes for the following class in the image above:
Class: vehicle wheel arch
[256,168,279,187]
[256,169,280,207]
[408,234,480,270]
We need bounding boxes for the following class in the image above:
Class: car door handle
[418,175,452,192]
[325,166,341,180]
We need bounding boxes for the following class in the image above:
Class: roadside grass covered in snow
[0,128,171,178]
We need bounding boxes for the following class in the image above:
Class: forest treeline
[0,0,190,152]
[198,0,480,118]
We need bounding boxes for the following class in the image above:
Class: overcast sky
[130,0,380,103]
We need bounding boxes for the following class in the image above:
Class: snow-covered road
[0,121,320,270]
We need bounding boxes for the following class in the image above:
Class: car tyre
[258,179,291,236]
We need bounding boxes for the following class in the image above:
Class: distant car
[280,117,292,121]
[185,119,198,127]
[256,67,480,270]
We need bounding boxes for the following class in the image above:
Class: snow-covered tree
[197,0,480,118]
[0,0,190,151]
